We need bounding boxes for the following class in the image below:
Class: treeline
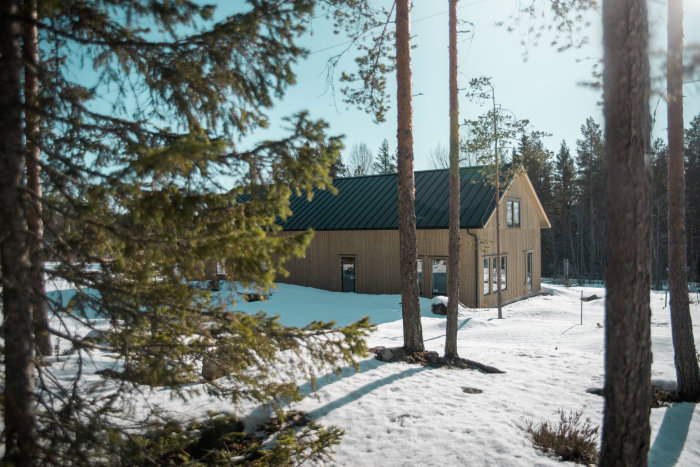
[331,138,398,177]
[515,113,700,286]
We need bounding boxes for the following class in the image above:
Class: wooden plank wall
[277,229,480,306]
[477,175,545,308]
[277,174,547,308]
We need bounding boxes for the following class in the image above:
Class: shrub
[119,411,342,466]
[526,409,599,465]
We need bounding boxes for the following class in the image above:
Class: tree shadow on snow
[305,365,429,420]
[648,402,696,466]
[423,318,472,342]
[245,358,427,430]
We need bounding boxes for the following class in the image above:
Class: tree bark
[396,0,423,354]
[667,0,700,401]
[23,0,51,357]
[1,0,39,463]
[600,0,652,464]
[492,88,503,319]
[445,0,460,359]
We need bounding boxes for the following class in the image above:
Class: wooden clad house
[277,165,551,308]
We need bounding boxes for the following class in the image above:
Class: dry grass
[526,409,599,465]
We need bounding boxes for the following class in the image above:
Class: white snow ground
[40,281,700,466]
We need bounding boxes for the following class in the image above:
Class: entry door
[526,252,533,292]
[342,257,355,293]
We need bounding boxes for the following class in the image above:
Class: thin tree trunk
[492,88,503,318]
[1,0,39,463]
[445,0,460,359]
[600,0,652,464]
[589,157,595,281]
[23,0,51,357]
[667,0,700,401]
[396,0,423,354]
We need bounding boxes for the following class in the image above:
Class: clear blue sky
[259,0,700,171]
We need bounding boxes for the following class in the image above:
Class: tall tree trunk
[23,0,51,357]
[667,0,700,401]
[396,0,423,354]
[492,88,503,319]
[1,0,39,463]
[589,158,595,280]
[445,0,460,359]
[600,0,652,464]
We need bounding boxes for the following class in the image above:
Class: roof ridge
[333,164,494,181]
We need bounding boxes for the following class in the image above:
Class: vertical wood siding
[477,175,545,307]
[276,175,547,308]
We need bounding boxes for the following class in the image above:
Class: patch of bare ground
[585,386,679,408]
[368,346,504,373]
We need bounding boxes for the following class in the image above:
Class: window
[483,258,490,295]
[341,257,355,293]
[526,252,533,292]
[507,200,521,228]
[492,258,497,292]
[432,258,447,295]
[500,256,507,290]
[417,258,423,295]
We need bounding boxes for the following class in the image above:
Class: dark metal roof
[281,166,512,231]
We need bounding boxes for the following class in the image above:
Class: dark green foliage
[526,409,600,465]
[1,0,378,463]
[651,138,669,289]
[118,412,343,466]
[686,114,700,282]
[372,138,397,174]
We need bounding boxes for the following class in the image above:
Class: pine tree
[372,138,397,174]
[445,0,460,360]
[666,0,700,402]
[396,0,423,354]
[686,113,700,283]
[1,1,374,462]
[514,132,555,276]
[553,140,577,279]
[575,117,606,281]
[600,0,653,463]
[650,138,668,289]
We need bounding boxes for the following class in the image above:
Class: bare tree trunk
[600,0,652,464]
[492,89,503,319]
[667,0,700,401]
[23,0,51,357]
[589,159,595,281]
[1,0,39,462]
[396,0,423,354]
[445,0,460,359]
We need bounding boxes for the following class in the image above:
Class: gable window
[507,200,521,228]
[432,258,447,296]
[341,257,355,293]
[483,258,490,295]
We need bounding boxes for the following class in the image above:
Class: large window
[491,258,497,293]
[507,200,521,228]
[417,258,423,295]
[432,258,447,296]
[500,256,507,290]
[526,252,533,292]
[483,258,490,295]
[341,257,355,293]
